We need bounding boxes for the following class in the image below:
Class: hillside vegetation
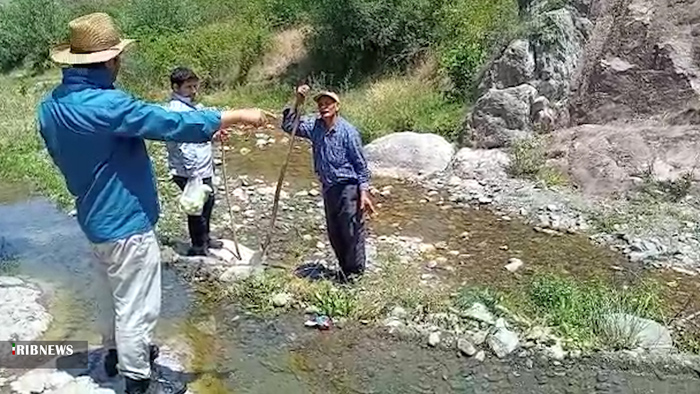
[0,0,521,141]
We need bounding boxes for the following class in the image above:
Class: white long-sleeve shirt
[165,94,215,179]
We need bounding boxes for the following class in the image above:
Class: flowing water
[1,128,700,392]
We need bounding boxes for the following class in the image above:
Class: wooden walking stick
[219,140,242,260]
[260,80,307,260]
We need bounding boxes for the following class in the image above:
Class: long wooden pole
[260,91,305,260]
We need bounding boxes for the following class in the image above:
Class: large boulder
[569,0,700,125]
[480,39,536,91]
[449,148,510,181]
[364,132,455,179]
[470,84,539,148]
[531,8,591,103]
[549,123,700,196]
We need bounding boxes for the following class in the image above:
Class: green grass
[0,72,72,208]
[523,273,666,349]
[206,76,465,143]
[507,135,569,188]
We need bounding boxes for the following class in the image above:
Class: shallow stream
[1,128,700,392]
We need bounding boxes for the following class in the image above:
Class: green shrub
[436,0,520,98]
[120,0,202,38]
[307,0,446,83]
[121,18,272,95]
[0,0,68,71]
[342,76,463,141]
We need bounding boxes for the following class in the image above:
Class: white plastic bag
[178,176,212,216]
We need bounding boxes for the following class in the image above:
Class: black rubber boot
[150,363,188,394]
[125,377,151,394]
[207,238,224,249]
[104,344,160,378]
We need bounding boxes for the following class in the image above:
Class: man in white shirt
[166,67,222,256]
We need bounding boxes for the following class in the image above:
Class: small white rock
[272,293,292,307]
[505,258,524,273]
[428,332,441,347]
[474,350,486,362]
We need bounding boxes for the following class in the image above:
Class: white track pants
[92,230,161,380]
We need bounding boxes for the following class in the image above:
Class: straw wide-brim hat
[50,13,135,65]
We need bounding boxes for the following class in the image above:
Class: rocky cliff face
[467,0,594,148]
[467,0,700,145]
[465,0,700,196]
[569,0,700,125]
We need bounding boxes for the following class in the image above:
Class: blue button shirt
[37,67,222,243]
[281,107,370,191]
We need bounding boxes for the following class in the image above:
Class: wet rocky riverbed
[2,128,700,392]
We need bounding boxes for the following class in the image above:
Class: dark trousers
[173,176,215,249]
[323,182,366,276]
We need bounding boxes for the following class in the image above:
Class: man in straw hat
[281,84,375,284]
[37,13,271,393]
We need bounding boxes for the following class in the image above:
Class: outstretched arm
[107,92,270,142]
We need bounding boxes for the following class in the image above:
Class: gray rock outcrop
[365,132,455,179]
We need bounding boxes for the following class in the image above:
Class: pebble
[428,332,441,347]
[458,338,477,356]
[272,293,292,307]
[504,258,524,273]
[478,197,493,204]
[427,261,438,269]
[316,242,325,249]
[474,350,486,362]
[302,234,313,241]
[448,250,460,256]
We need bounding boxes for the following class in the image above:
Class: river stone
[10,370,74,394]
[364,132,455,180]
[470,84,538,148]
[547,341,567,360]
[390,306,408,320]
[0,277,52,342]
[480,39,535,91]
[458,338,477,356]
[505,258,524,272]
[428,332,441,347]
[464,303,496,325]
[449,148,510,181]
[272,292,292,307]
[488,320,520,358]
[602,314,674,350]
[474,350,486,362]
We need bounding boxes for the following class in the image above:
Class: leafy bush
[307,0,446,83]
[436,0,520,98]
[120,0,203,38]
[0,0,68,71]
[342,76,463,141]
[121,18,272,95]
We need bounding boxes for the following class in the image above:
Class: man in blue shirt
[281,84,375,283]
[37,13,270,394]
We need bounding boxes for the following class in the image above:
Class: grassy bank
[0,71,71,208]
[228,247,671,352]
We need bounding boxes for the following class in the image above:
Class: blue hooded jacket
[37,67,222,244]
